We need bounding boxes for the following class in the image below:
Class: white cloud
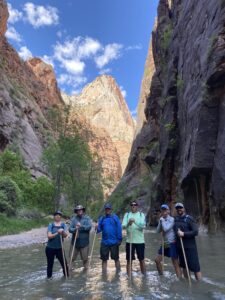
[54,37,101,61]
[8,3,23,24]
[58,73,87,88]
[42,55,54,67]
[61,59,85,75]
[18,46,33,60]
[23,2,59,28]
[99,68,112,75]
[120,86,127,98]
[78,37,102,58]
[95,43,123,69]
[6,26,22,42]
[126,44,142,51]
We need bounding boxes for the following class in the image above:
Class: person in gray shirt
[155,204,181,278]
[69,205,92,270]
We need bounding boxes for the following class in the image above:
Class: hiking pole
[88,228,97,271]
[129,228,133,277]
[179,235,191,286]
[69,229,78,272]
[60,234,68,279]
[161,232,164,273]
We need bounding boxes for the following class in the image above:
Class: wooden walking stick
[161,232,164,273]
[88,228,97,271]
[69,229,78,271]
[179,235,192,286]
[60,234,68,279]
[129,228,133,277]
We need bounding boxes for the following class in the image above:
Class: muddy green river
[0,230,224,299]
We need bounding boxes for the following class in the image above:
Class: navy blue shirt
[97,214,122,246]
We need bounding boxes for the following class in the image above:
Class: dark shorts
[177,246,200,273]
[158,242,178,259]
[126,243,145,261]
[100,244,119,261]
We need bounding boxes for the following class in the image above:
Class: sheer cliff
[116,0,225,231]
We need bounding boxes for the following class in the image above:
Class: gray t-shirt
[156,215,175,244]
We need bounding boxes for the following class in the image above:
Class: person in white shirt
[155,204,181,278]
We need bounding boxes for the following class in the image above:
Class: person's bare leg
[155,255,163,275]
[102,261,107,272]
[172,258,182,278]
[127,261,132,276]
[140,260,146,275]
[115,260,121,271]
[195,271,202,281]
[83,260,88,271]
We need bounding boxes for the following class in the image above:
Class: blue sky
[6,0,158,116]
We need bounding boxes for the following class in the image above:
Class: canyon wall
[0,0,63,177]
[116,0,225,231]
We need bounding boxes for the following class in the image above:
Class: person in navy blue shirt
[96,203,122,272]
[45,211,68,279]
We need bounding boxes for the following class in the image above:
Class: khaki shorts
[71,246,89,262]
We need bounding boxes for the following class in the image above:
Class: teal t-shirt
[47,222,67,249]
[122,212,146,244]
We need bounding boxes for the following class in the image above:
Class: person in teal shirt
[122,201,146,275]
[46,211,68,279]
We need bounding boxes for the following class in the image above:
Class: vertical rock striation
[117,0,225,231]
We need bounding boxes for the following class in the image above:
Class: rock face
[116,0,225,231]
[0,0,63,176]
[62,75,135,185]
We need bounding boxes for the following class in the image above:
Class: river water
[0,230,224,300]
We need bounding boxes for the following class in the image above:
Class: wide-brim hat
[74,205,85,213]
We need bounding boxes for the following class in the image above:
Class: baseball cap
[130,201,138,206]
[104,203,112,209]
[175,202,184,209]
[161,204,169,210]
[53,210,62,216]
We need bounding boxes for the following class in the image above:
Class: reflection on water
[0,230,225,300]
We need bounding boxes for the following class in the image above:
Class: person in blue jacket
[96,203,122,272]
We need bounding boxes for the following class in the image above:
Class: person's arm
[47,224,58,239]
[135,213,146,230]
[161,217,174,233]
[183,218,198,238]
[97,217,103,233]
[156,219,162,233]
[122,213,128,229]
[69,217,77,234]
[116,216,122,243]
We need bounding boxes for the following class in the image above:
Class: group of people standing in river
[45,201,201,281]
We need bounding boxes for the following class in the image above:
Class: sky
[6,0,159,117]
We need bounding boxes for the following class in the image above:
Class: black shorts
[126,243,145,261]
[100,244,119,261]
[177,246,200,272]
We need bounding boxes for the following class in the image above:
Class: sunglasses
[176,206,183,210]
[130,204,138,207]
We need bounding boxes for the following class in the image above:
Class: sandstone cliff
[0,0,63,176]
[116,0,225,231]
[62,75,135,187]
